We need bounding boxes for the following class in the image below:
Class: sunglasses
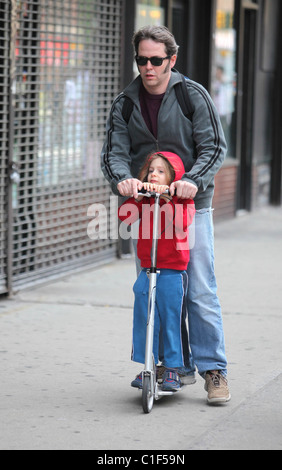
[135,55,171,67]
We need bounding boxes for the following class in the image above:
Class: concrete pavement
[0,206,282,450]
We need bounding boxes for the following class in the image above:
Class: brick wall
[213,160,238,221]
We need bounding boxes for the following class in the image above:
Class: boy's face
[147,157,170,186]
[137,39,176,95]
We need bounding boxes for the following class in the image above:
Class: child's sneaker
[204,370,231,404]
[132,368,166,389]
[156,365,166,383]
[157,365,196,385]
[131,372,143,389]
[161,369,182,391]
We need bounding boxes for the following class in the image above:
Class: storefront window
[211,0,237,158]
[136,0,166,28]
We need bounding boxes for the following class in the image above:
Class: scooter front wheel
[142,375,154,413]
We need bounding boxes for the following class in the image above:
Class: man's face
[137,39,177,95]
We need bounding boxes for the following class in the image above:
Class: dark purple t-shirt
[139,84,165,139]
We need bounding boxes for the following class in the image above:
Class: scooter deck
[138,383,184,398]
[155,384,183,400]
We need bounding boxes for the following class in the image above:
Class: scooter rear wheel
[142,375,154,413]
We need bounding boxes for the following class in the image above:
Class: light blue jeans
[187,208,227,377]
[132,208,228,378]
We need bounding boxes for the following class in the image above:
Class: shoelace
[208,371,221,387]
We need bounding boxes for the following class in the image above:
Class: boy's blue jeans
[132,269,189,368]
[133,207,228,377]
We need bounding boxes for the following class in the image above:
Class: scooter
[137,188,182,414]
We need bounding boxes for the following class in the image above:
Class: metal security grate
[9,0,122,290]
[0,1,10,294]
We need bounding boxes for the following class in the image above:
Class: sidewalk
[0,206,282,450]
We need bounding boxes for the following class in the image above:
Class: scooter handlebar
[137,187,171,197]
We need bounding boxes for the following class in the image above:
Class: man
[101,25,230,404]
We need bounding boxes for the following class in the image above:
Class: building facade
[0,0,281,294]
[123,0,282,219]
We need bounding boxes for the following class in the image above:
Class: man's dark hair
[132,25,179,57]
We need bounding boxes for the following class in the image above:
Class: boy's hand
[143,182,169,194]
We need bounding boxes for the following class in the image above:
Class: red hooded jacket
[118,152,195,270]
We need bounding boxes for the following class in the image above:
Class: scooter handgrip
[137,188,171,197]
[139,187,148,194]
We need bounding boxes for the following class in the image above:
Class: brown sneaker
[204,370,231,404]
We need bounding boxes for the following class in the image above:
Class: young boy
[118,151,195,391]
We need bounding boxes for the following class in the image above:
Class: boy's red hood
[150,151,185,182]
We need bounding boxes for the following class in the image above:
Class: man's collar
[123,68,182,102]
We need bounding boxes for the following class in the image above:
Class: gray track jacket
[101,69,227,209]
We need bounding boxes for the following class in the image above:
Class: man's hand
[117,178,143,199]
[170,180,198,199]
